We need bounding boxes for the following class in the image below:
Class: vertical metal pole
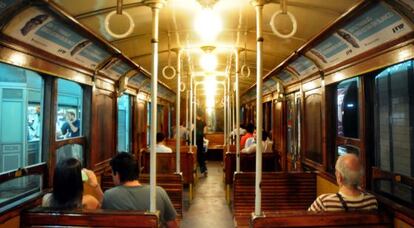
[193,83,197,147]
[146,0,165,213]
[185,90,189,142]
[253,0,264,216]
[189,74,193,148]
[235,50,241,172]
[224,83,227,149]
[176,50,182,173]
[227,74,231,152]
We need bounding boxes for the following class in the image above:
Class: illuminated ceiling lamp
[194,0,222,42]
[200,46,217,72]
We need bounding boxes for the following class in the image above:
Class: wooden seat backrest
[224,152,280,185]
[141,146,196,185]
[250,211,391,228]
[20,207,158,228]
[140,173,183,218]
[205,133,224,149]
[100,171,183,218]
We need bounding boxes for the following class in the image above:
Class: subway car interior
[0,0,413,227]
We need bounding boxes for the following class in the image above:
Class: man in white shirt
[156,132,173,153]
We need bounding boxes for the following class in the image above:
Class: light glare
[194,8,222,42]
[200,53,218,72]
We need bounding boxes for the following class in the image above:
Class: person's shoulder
[82,194,100,209]
[317,193,337,201]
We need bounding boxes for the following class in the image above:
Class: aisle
[181,161,234,228]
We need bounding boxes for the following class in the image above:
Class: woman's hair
[50,158,83,209]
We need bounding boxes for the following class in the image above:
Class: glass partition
[56,144,83,165]
[117,94,131,152]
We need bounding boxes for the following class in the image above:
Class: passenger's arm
[83,169,104,203]
[166,219,179,228]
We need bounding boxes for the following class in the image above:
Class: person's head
[66,111,76,121]
[246,123,255,134]
[262,131,268,142]
[51,158,83,209]
[156,132,166,144]
[110,152,139,185]
[335,153,364,189]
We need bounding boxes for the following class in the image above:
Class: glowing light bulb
[204,76,217,97]
[194,8,222,42]
[200,53,217,72]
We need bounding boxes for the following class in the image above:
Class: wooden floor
[181,161,235,228]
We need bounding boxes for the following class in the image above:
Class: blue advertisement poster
[110,60,132,76]
[3,7,114,70]
[78,43,111,68]
[306,2,412,69]
[263,78,277,94]
[342,3,401,41]
[288,55,318,78]
[129,73,149,86]
[278,70,296,84]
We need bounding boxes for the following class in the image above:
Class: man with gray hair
[308,153,377,212]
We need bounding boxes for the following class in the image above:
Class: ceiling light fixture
[200,53,218,72]
[194,6,222,42]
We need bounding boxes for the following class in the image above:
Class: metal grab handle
[104,10,135,39]
[269,10,297,39]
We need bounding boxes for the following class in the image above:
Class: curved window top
[337,77,359,138]
[56,79,83,140]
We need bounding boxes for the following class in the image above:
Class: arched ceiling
[51,0,361,98]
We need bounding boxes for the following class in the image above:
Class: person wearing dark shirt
[61,111,80,138]
[196,112,207,176]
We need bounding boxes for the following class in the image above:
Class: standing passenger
[308,153,377,212]
[102,152,178,228]
[196,112,207,176]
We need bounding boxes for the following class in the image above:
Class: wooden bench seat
[233,172,316,227]
[140,173,183,218]
[224,152,280,203]
[250,211,391,227]
[20,207,158,228]
[101,171,184,218]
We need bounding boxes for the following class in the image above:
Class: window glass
[117,94,131,153]
[56,79,82,140]
[336,145,359,165]
[374,60,413,177]
[373,60,413,206]
[0,63,44,173]
[337,78,359,138]
[0,174,42,212]
[56,144,83,165]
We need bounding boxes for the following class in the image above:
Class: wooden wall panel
[91,89,116,166]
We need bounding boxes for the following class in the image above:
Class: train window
[0,174,42,213]
[56,79,83,140]
[56,144,83,164]
[286,93,301,169]
[0,63,44,173]
[373,60,413,205]
[336,78,359,138]
[117,94,131,153]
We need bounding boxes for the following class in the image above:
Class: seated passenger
[308,153,377,212]
[102,152,178,228]
[156,132,173,153]
[241,131,273,153]
[240,123,255,148]
[42,158,103,209]
[244,129,256,148]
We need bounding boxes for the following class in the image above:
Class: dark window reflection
[337,78,359,138]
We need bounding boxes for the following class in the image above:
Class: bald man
[308,153,377,212]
